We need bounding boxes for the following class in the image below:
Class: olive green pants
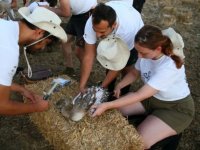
[141,95,195,133]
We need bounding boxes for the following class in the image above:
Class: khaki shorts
[141,95,195,134]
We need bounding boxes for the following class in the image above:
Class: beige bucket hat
[97,36,130,71]
[18,7,67,42]
[162,27,185,59]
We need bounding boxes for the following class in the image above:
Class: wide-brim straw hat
[18,7,67,42]
[162,27,185,59]
[97,36,130,71]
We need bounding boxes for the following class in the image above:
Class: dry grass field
[0,0,199,149]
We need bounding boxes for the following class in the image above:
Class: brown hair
[135,25,183,68]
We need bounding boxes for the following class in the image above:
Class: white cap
[162,27,185,59]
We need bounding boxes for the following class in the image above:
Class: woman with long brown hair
[91,25,194,149]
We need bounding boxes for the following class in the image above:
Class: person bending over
[91,25,194,149]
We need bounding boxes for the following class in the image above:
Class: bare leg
[62,34,74,69]
[119,102,146,116]
[137,115,177,149]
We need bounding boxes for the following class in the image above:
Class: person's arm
[11,0,17,9]
[79,43,96,92]
[91,83,158,117]
[48,0,71,17]
[0,84,49,115]
[114,67,140,98]
[101,70,120,88]
[24,0,30,6]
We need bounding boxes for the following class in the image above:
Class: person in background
[27,0,57,13]
[91,25,194,149]
[45,0,97,75]
[24,0,57,7]
[0,2,6,18]
[80,1,143,96]
[0,0,17,20]
[0,7,67,115]
[0,0,17,8]
[132,0,146,13]
[111,0,146,13]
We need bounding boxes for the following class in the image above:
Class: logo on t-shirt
[142,71,151,82]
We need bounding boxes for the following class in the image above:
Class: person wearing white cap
[0,7,67,115]
[91,25,194,149]
[80,1,143,95]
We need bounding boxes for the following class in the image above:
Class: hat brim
[97,37,130,71]
[18,7,67,42]
[97,54,130,70]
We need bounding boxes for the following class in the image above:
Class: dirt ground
[0,0,200,150]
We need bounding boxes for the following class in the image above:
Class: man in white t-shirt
[0,7,67,115]
[80,1,144,95]
[47,0,97,75]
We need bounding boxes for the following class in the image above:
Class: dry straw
[25,75,144,150]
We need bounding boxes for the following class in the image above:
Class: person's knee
[118,107,132,116]
[137,130,152,149]
[118,107,126,116]
[137,123,156,149]
[142,140,152,149]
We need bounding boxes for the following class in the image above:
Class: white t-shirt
[0,19,19,86]
[84,0,144,50]
[135,55,190,101]
[109,0,133,5]
[69,0,97,15]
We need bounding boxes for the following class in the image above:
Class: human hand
[90,103,109,117]
[114,86,121,98]
[79,86,87,94]
[21,88,36,103]
[34,95,49,112]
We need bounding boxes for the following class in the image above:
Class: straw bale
[25,75,144,150]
